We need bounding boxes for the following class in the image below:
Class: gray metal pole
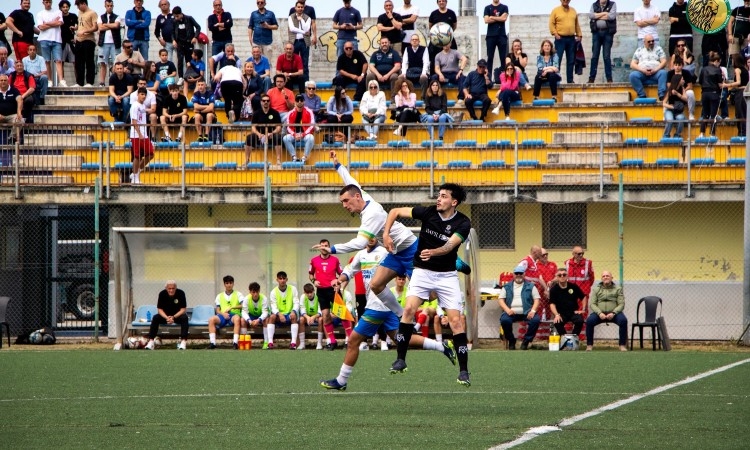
[743,85,750,345]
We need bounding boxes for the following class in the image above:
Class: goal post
[110,227,480,347]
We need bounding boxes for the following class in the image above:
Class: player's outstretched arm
[330,150,362,190]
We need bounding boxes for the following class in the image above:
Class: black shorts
[317,287,335,311]
[163,115,185,124]
[245,133,281,148]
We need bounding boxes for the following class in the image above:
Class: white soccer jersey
[342,245,390,312]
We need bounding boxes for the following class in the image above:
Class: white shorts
[406,268,463,312]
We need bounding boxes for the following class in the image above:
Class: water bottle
[146,310,152,321]
[548,324,560,351]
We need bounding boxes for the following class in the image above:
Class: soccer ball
[429,22,454,47]
[126,336,146,349]
[153,336,162,348]
[29,331,43,344]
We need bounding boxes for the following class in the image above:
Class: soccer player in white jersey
[320,237,456,390]
[383,183,473,386]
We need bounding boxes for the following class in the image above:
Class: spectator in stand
[462,59,492,122]
[159,82,188,142]
[277,41,305,94]
[6,0,38,61]
[241,61,262,119]
[73,0,98,88]
[666,56,695,121]
[585,271,627,352]
[0,14,12,59]
[213,61,244,123]
[549,0,582,84]
[360,80,386,140]
[142,60,158,91]
[698,52,725,138]
[128,87,153,184]
[367,37,402,102]
[326,85,354,135]
[629,34,667,100]
[662,74,686,139]
[288,1,313,82]
[498,265,541,350]
[491,63,521,121]
[36,0,64,88]
[183,48,204,98]
[248,0,278,55]
[634,0,660,47]
[516,244,547,315]
[154,0,174,62]
[114,39,145,77]
[0,47,14,75]
[207,275,245,350]
[96,0,122,88]
[144,280,189,350]
[22,44,48,105]
[332,0,363,58]
[10,59,36,123]
[59,1,78,84]
[505,39,531,90]
[670,38,694,74]
[548,268,586,338]
[588,0,616,84]
[171,6,200,81]
[434,43,467,103]
[536,248,557,298]
[668,0,691,55]
[533,40,560,102]
[0,73,23,124]
[483,0,509,80]
[108,61,133,122]
[395,0,419,53]
[333,41,368,101]
[124,0,150,59]
[728,54,749,136]
[245,45,271,93]
[283,93,315,164]
[244,93,282,164]
[420,79,452,141]
[190,79,215,142]
[702,26,728,69]
[392,78,419,137]
[398,34,428,95]
[302,80,325,123]
[728,0,750,65]
[267,73,294,122]
[377,1,403,54]
[208,1,233,57]
[209,43,241,81]
[154,48,177,99]
[564,245,594,312]
[427,0,458,74]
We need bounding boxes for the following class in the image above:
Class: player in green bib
[298,283,324,350]
[267,271,300,349]
[241,281,271,348]
[208,275,246,349]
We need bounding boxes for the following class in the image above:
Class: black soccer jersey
[412,205,471,272]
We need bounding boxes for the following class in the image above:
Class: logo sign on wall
[686,0,731,34]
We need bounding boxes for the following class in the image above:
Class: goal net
[110,227,480,346]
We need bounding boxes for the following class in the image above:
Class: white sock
[177,131,183,138]
[435,333,443,343]
[414,323,421,332]
[386,336,393,345]
[317,332,324,345]
[233,333,239,344]
[336,363,353,386]
[209,332,216,344]
[267,324,275,343]
[371,333,380,345]
[299,332,305,346]
[263,327,268,343]
[291,323,299,345]
[422,338,442,351]
[375,289,404,316]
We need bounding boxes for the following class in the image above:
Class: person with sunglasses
[333,41,368,101]
[564,246,594,308]
[245,93,282,165]
[248,0,278,55]
[549,268,586,338]
[628,33,667,100]
[668,0,691,57]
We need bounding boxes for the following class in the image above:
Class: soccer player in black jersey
[382,183,472,386]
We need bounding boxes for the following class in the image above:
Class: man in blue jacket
[125,0,151,59]
[498,264,541,350]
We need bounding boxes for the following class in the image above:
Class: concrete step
[45,95,108,108]
[35,115,101,126]
[23,134,93,147]
[562,92,631,104]
[553,132,623,145]
[557,111,627,123]
[13,155,84,169]
[542,173,614,184]
[0,175,73,185]
[546,152,619,166]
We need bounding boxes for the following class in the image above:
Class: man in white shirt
[634,0,660,47]
[22,44,48,105]
[36,0,64,87]
[97,0,123,87]
[395,0,420,53]
[129,76,157,139]
[288,1,313,82]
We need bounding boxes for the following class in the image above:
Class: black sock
[453,332,469,372]
[396,322,413,361]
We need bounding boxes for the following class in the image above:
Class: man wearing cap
[282,93,315,164]
[498,264,541,350]
[462,59,493,121]
[332,0,363,59]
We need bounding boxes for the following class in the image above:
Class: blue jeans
[629,69,667,98]
[500,312,541,345]
[33,75,48,103]
[485,34,507,77]
[663,109,685,137]
[211,41,229,57]
[362,114,385,136]
[420,112,452,139]
[586,312,628,346]
[39,40,62,62]
[132,40,149,60]
[555,36,576,83]
[282,134,315,160]
[108,95,131,122]
[590,30,613,81]
[293,39,310,82]
[499,89,521,116]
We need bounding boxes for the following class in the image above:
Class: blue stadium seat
[447,100,456,107]
[480,160,506,168]
[131,305,158,327]
[190,141,213,148]
[620,159,644,168]
[148,162,172,170]
[90,141,114,148]
[123,142,132,149]
[447,160,471,168]
[532,99,555,106]
[381,161,404,168]
[415,161,436,168]
[187,101,193,108]
[224,141,245,148]
[486,139,511,148]
[415,100,424,108]
[355,140,377,147]
[184,162,204,170]
[321,142,344,148]
[655,158,679,167]
[659,137,683,144]
[101,121,125,127]
[695,136,718,144]
[114,162,132,169]
[511,100,522,106]
[155,141,179,149]
[215,101,225,108]
[350,161,370,169]
[527,119,550,124]
[520,139,545,148]
[81,163,100,170]
[316,81,333,89]
[387,140,410,148]
[727,158,745,166]
[281,161,304,169]
[690,158,715,166]
[314,162,335,169]
[634,98,657,105]
[246,162,266,170]
[624,138,648,146]
[454,140,477,147]
[517,159,540,167]
[629,117,654,123]
[421,140,443,147]
[463,120,483,125]
[493,119,516,124]
[188,305,215,326]
[214,162,237,170]
[730,136,746,144]
[352,101,359,108]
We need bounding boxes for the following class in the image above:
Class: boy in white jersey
[241,281,270,349]
[267,271,300,349]
[208,275,245,349]
[298,283,324,350]
[128,87,154,184]
[320,238,457,390]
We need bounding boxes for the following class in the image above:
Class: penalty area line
[490,357,750,450]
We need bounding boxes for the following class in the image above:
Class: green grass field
[1,346,749,449]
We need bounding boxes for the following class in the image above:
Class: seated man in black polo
[333,41,368,101]
[144,280,189,350]
[548,267,586,338]
[0,73,23,124]
[462,59,493,122]
[366,37,402,101]
[244,93,283,165]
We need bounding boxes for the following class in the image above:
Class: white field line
[490,357,750,450]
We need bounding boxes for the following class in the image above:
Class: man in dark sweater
[145,280,189,350]
[462,59,493,121]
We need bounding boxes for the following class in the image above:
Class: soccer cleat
[520,341,529,350]
[289,342,297,350]
[316,343,323,350]
[262,342,269,350]
[175,137,182,143]
[298,344,305,350]
[145,340,155,350]
[267,342,275,349]
[456,257,471,275]
[161,136,171,142]
[457,371,471,387]
[178,341,187,350]
[359,342,369,351]
[325,342,338,351]
[233,342,239,350]
[380,341,389,351]
[389,358,408,374]
[320,378,347,391]
[208,343,217,349]
[443,340,457,365]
